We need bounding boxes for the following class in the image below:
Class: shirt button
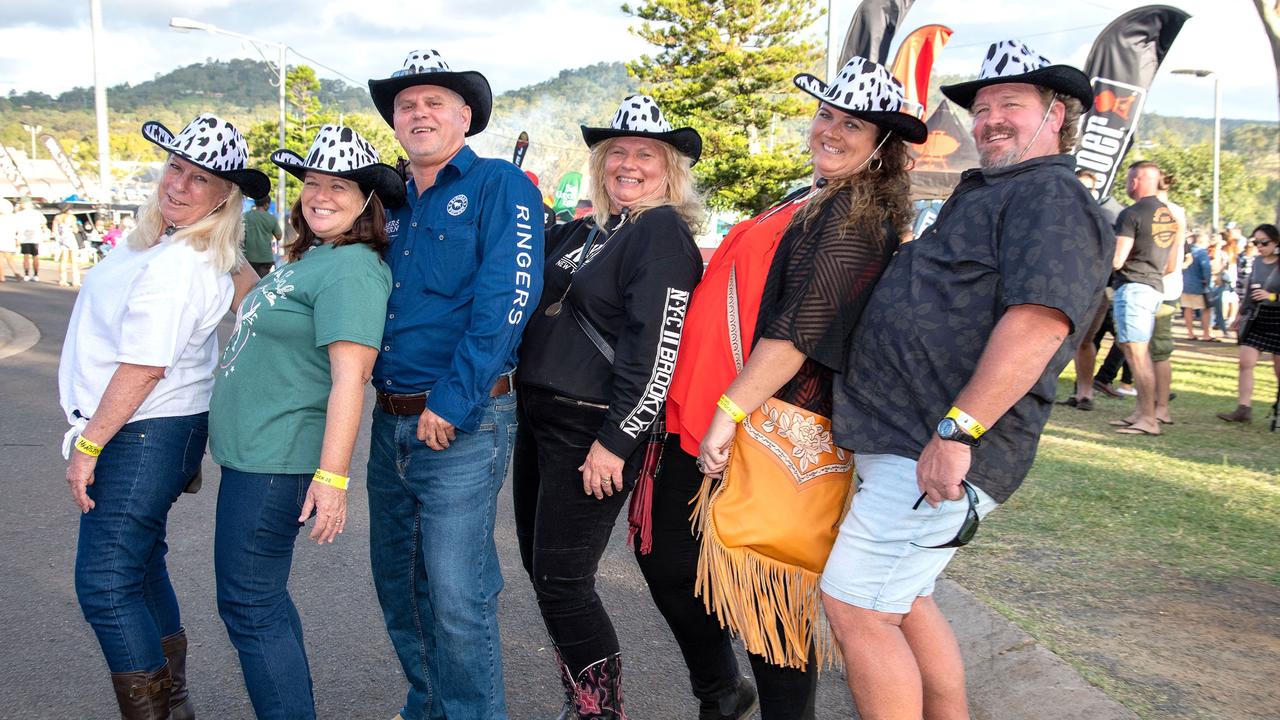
[383,345,390,351]
[384,380,392,386]
[394,282,401,288]
[438,234,444,241]
[388,313,395,319]
[411,222,417,228]
[403,250,410,256]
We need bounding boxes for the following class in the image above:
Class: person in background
[243,194,281,277]
[1058,169,1118,411]
[15,198,48,281]
[58,112,268,719]
[0,198,21,281]
[210,125,404,720]
[1217,224,1280,423]
[53,204,82,287]
[1218,234,1241,335]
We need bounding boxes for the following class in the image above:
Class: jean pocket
[109,430,147,445]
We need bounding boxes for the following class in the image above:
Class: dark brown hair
[791,125,914,244]
[286,187,388,262]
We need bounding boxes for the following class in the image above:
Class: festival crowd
[47,37,1277,720]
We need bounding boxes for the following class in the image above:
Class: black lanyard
[545,213,627,317]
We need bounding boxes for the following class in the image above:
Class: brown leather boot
[1216,405,1252,423]
[161,630,195,720]
[111,663,173,719]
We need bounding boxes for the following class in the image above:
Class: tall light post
[1172,68,1220,231]
[21,123,41,159]
[90,0,111,201]
[169,17,287,229]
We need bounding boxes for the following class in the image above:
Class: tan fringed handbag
[691,265,855,671]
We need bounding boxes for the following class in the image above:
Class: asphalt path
[0,277,859,719]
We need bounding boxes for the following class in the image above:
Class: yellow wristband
[312,469,349,491]
[946,406,987,439]
[75,436,103,457]
[717,394,748,423]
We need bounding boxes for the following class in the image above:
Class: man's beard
[977,123,1021,169]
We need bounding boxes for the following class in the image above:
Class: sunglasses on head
[911,480,980,549]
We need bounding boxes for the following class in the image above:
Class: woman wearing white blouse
[58,113,268,720]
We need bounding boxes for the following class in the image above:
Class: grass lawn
[947,338,1280,719]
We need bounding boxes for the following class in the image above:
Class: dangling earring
[868,156,884,173]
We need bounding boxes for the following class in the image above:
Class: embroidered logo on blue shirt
[385,218,400,236]
[447,194,469,216]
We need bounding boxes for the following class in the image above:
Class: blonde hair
[587,137,705,233]
[130,161,244,273]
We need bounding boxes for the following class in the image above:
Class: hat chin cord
[816,131,892,185]
[1014,99,1056,164]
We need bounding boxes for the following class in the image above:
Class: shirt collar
[404,144,478,200]
[958,153,1074,187]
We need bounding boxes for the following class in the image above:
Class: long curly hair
[789,126,914,242]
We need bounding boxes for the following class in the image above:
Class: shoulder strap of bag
[571,304,615,364]
[727,263,745,373]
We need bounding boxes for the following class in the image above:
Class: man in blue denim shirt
[365,49,543,720]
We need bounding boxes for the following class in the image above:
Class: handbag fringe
[689,459,842,672]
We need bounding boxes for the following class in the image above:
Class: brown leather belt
[375,374,513,416]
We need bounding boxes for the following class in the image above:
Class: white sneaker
[1117,385,1137,397]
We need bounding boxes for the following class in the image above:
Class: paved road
[0,275,1134,719]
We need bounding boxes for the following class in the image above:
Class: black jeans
[1094,309,1133,385]
[634,434,817,720]
[512,385,641,677]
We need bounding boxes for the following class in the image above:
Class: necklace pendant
[544,301,563,317]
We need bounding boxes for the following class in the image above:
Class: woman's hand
[66,452,97,513]
[698,411,737,478]
[1250,287,1271,302]
[579,441,625,500]
[299,480,347,544]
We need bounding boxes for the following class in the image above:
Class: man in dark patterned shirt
[821,40,1114,719]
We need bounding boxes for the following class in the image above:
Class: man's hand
[66,452,97,513]
[416,407,456,451]
[579,441,625,499]
[916,435,971,507]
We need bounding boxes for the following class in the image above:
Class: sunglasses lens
[957,511,979,545]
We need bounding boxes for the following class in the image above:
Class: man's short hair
[1036,87,1084,154]
[254,195,271,209]
[1129,160,1160,176]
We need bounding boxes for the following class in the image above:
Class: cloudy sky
[0,0,1276,122]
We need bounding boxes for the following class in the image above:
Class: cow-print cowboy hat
[142,113,271,200]
[941,39,1093,110]
[793,57,928,144]
[271,125,407,208]
[580,95,703,164]
[368,49,492,136]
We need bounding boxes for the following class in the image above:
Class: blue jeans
[75,412,207,673]
[214,467,314,720]
[366,391,517,720]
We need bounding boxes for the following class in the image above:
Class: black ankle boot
[698,677,759,720]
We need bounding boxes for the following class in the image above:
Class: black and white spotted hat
[368,49,492,136]
[142,113,270,199]
[580,95,702,164]
[793,57,928,144]
[270,125,406,209]
[940,39,1093,110]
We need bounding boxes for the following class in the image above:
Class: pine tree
[624,0,824,214]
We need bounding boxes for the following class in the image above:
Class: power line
[289,48,362,87]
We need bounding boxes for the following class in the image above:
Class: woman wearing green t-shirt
[208,125,406,720]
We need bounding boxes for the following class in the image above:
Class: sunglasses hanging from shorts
[911,480,980,549]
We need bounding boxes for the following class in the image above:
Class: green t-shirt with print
[242,209,279,263]
[210,242,391,473]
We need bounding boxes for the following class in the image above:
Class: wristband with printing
[717,394,748,424]
[74,436,103,457]
[312,469,350,491]
[946,406,987,439]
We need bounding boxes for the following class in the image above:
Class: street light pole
[90,0,112,202]
[21,124,41,159]
[168,17,288,229]
[1172,68,1221,231]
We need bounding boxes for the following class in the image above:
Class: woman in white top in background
[58,112,268,720]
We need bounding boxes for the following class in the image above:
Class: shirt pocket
[425,221,480,298]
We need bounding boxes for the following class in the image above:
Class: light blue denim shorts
[1112,282,1162,344]
[820,453,999,614]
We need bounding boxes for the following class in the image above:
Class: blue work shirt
[373,145,544,432]
[1181,245,1212,295]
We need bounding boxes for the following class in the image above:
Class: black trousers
[634,433,817,719]
[512,385,641,677]
[1093,309,1133,385]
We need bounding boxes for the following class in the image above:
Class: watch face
[937,418,959,438]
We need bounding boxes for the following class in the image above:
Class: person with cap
[638,57,926,720]
[243,194,281,277]
[820,40,1112,718]
[512,94,705,719]
[364,49,544,720]
[58,112,269,719]
[206,124,403,720]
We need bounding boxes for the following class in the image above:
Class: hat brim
[793,74,928,145]
[271,150,407,209]
[579,126,703,165]
[367,71,492,136]
[142,120,272,200]
[940,65,1093,110]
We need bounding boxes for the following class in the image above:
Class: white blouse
[58,237,234,425]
